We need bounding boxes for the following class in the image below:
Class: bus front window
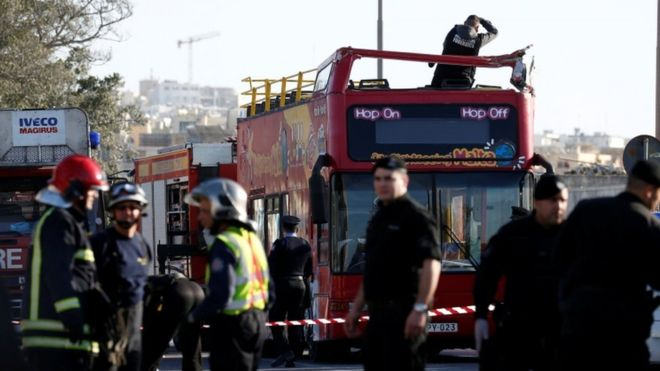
[330,172,529,274]
[330,173,433,274]
[436,172,530,271]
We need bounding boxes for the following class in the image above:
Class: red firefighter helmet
[49,154,109,194]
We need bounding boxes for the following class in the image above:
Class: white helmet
[107,182,148,210]
[184,178,249,225]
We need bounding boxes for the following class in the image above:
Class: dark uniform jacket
[473,212,561,325]
[431,19,498,87]
[21,206,97,353]
[363,194,441,304]
[90,228,150,307]
[556,192,660,338]
[268,235,312,280]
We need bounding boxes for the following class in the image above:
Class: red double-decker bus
[237,46,537,358]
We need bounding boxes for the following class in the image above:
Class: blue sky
[92,0,657,138]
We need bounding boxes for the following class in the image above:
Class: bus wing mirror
[309,173,328,224]
[309,155,329,224]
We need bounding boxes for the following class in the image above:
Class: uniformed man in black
[430,15,498,88]
[90,182,151,371]
[556,160,660,371]
[473,175,569,371]
[344,156,441,371]
[268,215,312,368]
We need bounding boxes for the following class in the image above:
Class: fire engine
[134,142,236,282]
[0,108,98,319]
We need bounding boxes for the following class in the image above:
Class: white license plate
[426,322,458,333]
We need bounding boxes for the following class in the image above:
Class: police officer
[556,160,660,371]
[473,175,569,371]
[90,182,150,371]
[344,156,441,371]
[429,15,498,88]
[22,154,109,371]
[268,215,312,368]
[184,178,273,371]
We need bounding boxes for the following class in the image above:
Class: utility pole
[377,0,383,79]
[177,32,220,84]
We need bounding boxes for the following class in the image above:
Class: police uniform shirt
[557,192,660,323]
[90,228,150,307]
[433,19,498,83]
[363,194,441,303]
[268,234,312,280]
[473,212,562,320]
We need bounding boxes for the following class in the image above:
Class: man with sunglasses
[90,182,151,371]
[344,156,441,371]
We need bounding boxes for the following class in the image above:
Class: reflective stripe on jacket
[21,207,98,353]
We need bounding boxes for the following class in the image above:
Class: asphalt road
[156,348,479,370]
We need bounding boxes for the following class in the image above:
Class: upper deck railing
[240,46,532,117]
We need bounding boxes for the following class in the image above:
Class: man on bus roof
[430,15,498,88]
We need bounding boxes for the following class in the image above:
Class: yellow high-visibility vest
[206,226,270,315]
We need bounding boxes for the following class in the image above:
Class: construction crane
[177,31,220,84]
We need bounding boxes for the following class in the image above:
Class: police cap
[534,174,567,200]
[631,160,660,187]
[371,156,407,174]
[281,215,301,226]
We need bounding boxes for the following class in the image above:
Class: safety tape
[12,305,494,328]
[263,304,495,327]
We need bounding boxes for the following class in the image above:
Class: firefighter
[473,174,569,371]
[184,178,273,371]
[21,154,109,371]
[90,182,151,371]
[268,215,313,368]
[344,156,442,371]
[141,273,204,371]
[556,159,660,371]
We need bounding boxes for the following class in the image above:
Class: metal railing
[240,68,317,116]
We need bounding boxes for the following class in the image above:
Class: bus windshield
[331,172,530,274]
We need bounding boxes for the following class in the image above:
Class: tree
[0,0,140,170]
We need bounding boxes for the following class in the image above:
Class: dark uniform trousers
[209,309,267,371]
[141,277,204,371]
[481,315,559,371]
[558,289,652,371]
[364,301,426,371]
[269,277,306,355]
[93,303,143,371]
